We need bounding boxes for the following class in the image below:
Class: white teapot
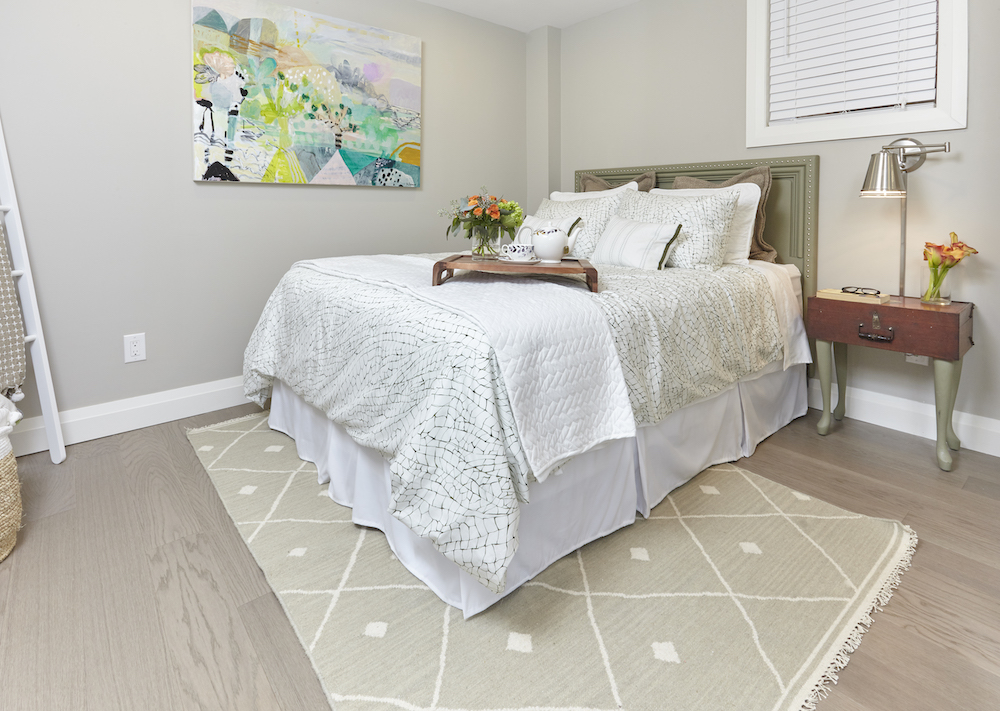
[515,225,577,263]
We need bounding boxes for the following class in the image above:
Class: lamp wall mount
[883,137,951,173]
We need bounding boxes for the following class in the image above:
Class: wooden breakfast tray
[432,254,599,293]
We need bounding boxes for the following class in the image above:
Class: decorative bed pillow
[535,191,627,259]
[591,215,682,270]
[514,214,582,244]
[616,189,739,270]
[579,171,657,193]
[671,166,776,262]
[650,182,760,265]
[549,180,638,202]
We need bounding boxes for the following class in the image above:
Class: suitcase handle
[858,323,894,343]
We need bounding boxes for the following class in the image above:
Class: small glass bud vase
[470,224,500,260]
[920,267,952,305]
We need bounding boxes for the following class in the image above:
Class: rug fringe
[798,524,918,711]
[184,410,268,435]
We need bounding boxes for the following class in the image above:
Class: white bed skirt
[268,364,806,617]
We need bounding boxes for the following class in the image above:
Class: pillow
[514,214,582,244]
[580,171,657,193]
[671,166,776,262]
[650,182,760,265]
[535,191,627,259]
[616,189,739,270]
[549,180,638,202]
[591,215,682,271]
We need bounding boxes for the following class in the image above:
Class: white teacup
[501,243,535,261]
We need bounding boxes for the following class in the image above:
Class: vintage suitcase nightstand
[806,295,974,472]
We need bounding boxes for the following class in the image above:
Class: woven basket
[0,450,20,563]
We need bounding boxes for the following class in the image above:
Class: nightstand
[806,295,974,472]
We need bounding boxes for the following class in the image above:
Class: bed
[245,156,819,618]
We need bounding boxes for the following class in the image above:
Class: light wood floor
[1,406,997,710]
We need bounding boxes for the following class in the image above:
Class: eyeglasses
[841,286,880,295]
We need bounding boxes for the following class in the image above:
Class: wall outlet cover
[124,333,146,363]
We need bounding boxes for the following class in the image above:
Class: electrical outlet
[905,353,929,366]
[124,333,146,363]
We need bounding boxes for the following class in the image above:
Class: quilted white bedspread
[244,255,634,593]
[244,254,792,593]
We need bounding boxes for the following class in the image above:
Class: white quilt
[244,255,634,593]
[244,255,791,593]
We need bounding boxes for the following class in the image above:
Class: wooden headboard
[574,156,819,312]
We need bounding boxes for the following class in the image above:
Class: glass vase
[920,266,952,305]
[470,224,501,260]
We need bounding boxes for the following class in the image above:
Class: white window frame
[746,0,968,148]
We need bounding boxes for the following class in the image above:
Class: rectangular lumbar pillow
[591,215,682,271]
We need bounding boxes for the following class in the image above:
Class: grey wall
[2,0,995,429]
[0,0,527,418]
[526,26,561,212]
[560,0,999,422]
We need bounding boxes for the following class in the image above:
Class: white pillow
[616,189,739,270]
[514,215,582,244]
[591,215,682,270]
[535,192,628,259]
[548,181,639,202]
[650,182,761,265]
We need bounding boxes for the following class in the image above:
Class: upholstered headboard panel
[574,156,819,312]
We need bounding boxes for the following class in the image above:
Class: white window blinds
[769,0,939,124]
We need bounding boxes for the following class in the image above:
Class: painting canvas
[192,1,421,186]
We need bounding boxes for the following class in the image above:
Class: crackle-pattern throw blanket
[244,255,784,593]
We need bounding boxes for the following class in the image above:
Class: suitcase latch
[858,321,894,342]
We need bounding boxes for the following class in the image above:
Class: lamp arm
[882,142,951,154]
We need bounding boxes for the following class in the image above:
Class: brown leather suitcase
[806,296,973,361]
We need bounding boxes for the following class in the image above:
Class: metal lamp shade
[860,149,906,197]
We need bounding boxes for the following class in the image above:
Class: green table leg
[945,357,963,451]
[833,342,847,422]
[816,340,848,435]
[932,356,964,471]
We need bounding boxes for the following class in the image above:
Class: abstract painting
[192,1,421,186]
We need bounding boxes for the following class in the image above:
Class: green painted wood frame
[574,155,819,317]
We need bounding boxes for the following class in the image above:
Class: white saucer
[498,255,540,264]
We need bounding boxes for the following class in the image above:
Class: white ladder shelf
[0,112,66,464]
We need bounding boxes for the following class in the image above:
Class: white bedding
[244,255,808,593]
[593,263,785,425]
[269,363,807,617]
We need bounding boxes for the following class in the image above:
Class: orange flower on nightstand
[922,232,978,304]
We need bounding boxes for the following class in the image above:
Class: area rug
[188,412,916,711]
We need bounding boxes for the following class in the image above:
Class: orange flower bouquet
[922,232,977,305]
[440,189,523,258]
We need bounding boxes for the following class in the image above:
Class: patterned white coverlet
[592,264,787,426]
[244,255,635,593]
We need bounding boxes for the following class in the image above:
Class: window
[746,0,967,147]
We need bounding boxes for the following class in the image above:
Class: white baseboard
[12,375,999,462]
[11,376,249,458]
[807,378,1000,459]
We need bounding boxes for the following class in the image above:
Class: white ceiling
[413,0,643,33]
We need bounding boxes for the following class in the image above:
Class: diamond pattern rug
[187,412,916,711]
